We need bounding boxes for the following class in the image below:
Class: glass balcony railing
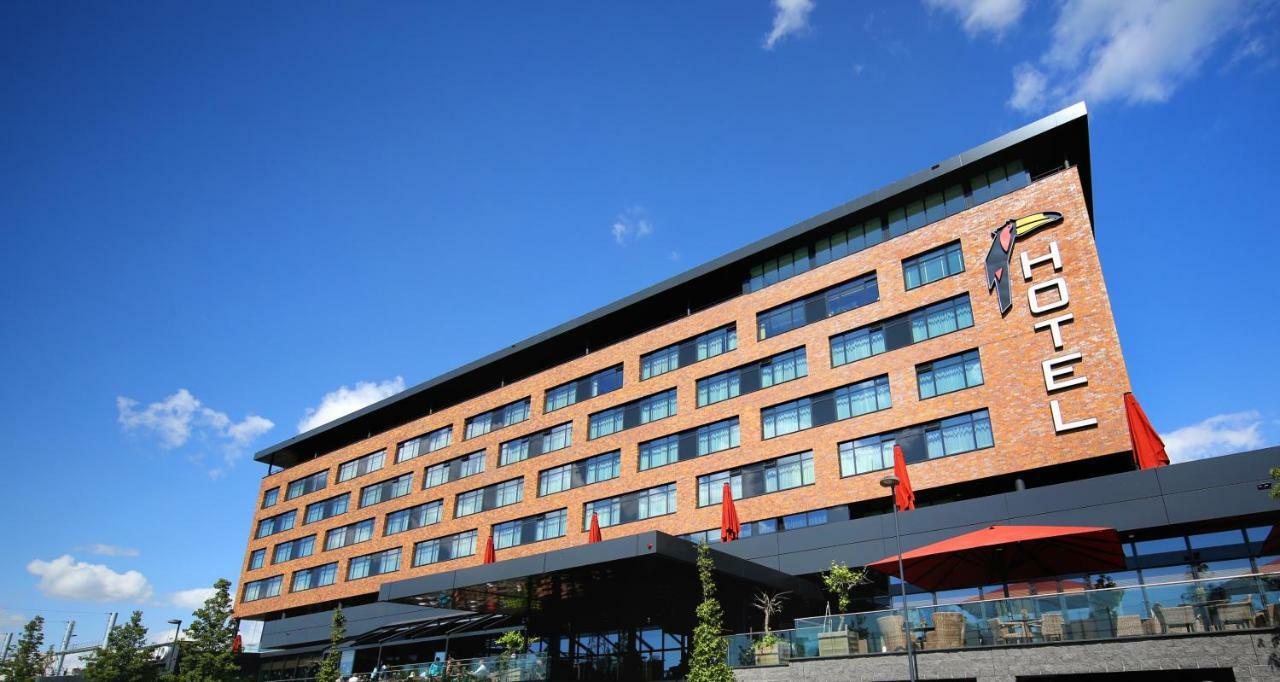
[310,653,549,681]
[728,572,1280,666]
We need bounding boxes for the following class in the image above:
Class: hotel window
[697,451,815,506]
[360,473,413,508]
[681,509,830,545]
[385,500,443,536]
[324,518,374,550]
[304,494,349,524]
[838,408,994,477]
[902,242,964,290]
[256,510,296,539]
[271,535,315,564]
[291,562,337,592]
[241,575,282,602]
[261,487,279,509]
[337,450,385,483]
[465,397,531,439]
[640,324,738,380]
[493,509,568,549]
[348,547,400,580]
[814,218,885,268]
[830,294,974,367]
[696,348,806,407]
[917,350,984,399]
[286,470,328,500]
[745,246,810,293]
[545,365,623,413]
[761,376,891,439]
[425,450,487,487]
[413,530,477,567]
[396,425,453,463]
[499,423,572,466]
[539,450,621,496]
[247,549,265,571]
[588,389,677,440]
[454,478,524,517]
[756,273,878,340]
[970,159,1029,205]
[639,418,740,471]
[584,483,677,530]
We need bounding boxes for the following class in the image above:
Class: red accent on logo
[994,267,1003,281]
[999,224,1014,251]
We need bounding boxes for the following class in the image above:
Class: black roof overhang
[257,103,1092,468]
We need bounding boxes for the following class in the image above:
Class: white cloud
[27,555,154,603]
[1008,62,1048,112]
[79,543,140,558]
[116,389,274,474]
[610,207,654,246]
[298,377,405,433]
[925,0,1026,38]
[168,587,216,610]
[764,0,815,50]
[0,609,25,629]
[1161,411,1266,463]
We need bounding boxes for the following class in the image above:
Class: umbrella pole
[887,482,918,682]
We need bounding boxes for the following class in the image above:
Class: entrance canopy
[868,525,1125,591]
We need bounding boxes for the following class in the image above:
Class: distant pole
[1,632,13,663]
[101,612,118,648]
[166,619,183,674]
[55,620,76,676]
[880,475,918,682]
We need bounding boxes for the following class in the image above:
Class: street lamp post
[880,474,918,682]
[166,619,183,675]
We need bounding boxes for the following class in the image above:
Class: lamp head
[879,475,900,489]
[167,619,181,626]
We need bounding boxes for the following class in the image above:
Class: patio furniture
[924,612,966,649]
[877,615,907,652]
[1213,600,1254,630]
[1152,604,1200,633]
[1040,612,1066,641]
[985,618,1028,645]
[1115,614,1145,637]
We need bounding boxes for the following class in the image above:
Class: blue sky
[2,0,1278,646]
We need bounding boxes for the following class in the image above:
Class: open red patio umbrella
[482,534,496,564]
[867,525,1126,592]
[588,511,603,543]
[892,444,916,511]
[1124,392,1169,469]
[720,483,740,543]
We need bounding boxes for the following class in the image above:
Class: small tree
[176,578,242,682]
[686,542,733,682]
[821,561,869,631]
[1271,467,1280,499]
[83,610,155,682]
[314,605,346,682]
[0,616,45,682]
[751,591,789,646]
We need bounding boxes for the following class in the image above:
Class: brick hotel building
[235,104,1280,682]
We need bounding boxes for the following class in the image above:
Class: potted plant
[751,590,791,665]
[495,630,537,681]
[818,561,869,656]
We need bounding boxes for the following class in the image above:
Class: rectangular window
[588,389,677,440]
[348,547,401,580]
[696,348,806,407]
[247,549,265,571]
[584,483,677,530]
[359,473,413,508]
[814,218,885,267]
[544,365,624,413]
[454,478,524,518]
[425,450,487,487]
[465,397,531,439]
[917,350,984,399]
[970,159,1029,206]
[697,451,815,507]
[838,408,995,477]
[640,324,738,380]
[761,376,891,439]
[286,470,328,500]
[493,509,568,549]
[324,518,375,550]
[385,500,443,536]
[745,246,810,293]
[256,510,296,539]
[756,273,878,340]
[271,535,315,564]
[499,423,572,466]
[291,562,337,592]
[638,418,740,471]
[241,575,282,602]
[830,294,974,367]
[337,450,385,483]
[261,487,279,509]
[903,242,964,290]
[304,494,349,525]
[396,426,453,463]
[413,530,477,567]
[538,450,621,496]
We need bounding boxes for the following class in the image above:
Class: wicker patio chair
[1115,614,1145,637]
[1152,604,1199,633]
[1040,612,1066,641]
[924,612,966,649]
[985,618,1026,645]
[1214,600,1254,630]
[877,615,907,652]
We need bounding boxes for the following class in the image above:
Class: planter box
[752,642,790,666]
[817,629,860,656]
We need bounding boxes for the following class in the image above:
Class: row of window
[756,272,879,340]
[696,347,807,407]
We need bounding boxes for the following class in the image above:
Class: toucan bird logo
[984,211,1064,314]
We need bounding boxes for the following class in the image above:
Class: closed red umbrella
[1124,392,1169,469]
[892,444,916,511]
[867,525,1126,591]
[588,511,603,543]
[720,483,740,543]
[482,534,496,564]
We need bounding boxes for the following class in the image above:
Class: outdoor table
[909,624,934,648]
[1002,617,1041,643]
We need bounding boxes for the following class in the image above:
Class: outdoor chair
[1213,599,1254,630]
[877,615,907,652]
[924,612,966,649]
[1152,604,1200,633]
[1115,614,1145,637]
[1040,612,1066,641]
[985,617,1027,645]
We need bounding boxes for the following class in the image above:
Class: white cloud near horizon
[298,377,405,433]
[0,609,26,629]
[79,543,141,558]
[925,0,1026,38]
[117,389,274,477]
[764,0,815,50]
[1161,411,1266,463]
[27,555,154,603]
[168,587,216,610]
[610,206,654,246]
